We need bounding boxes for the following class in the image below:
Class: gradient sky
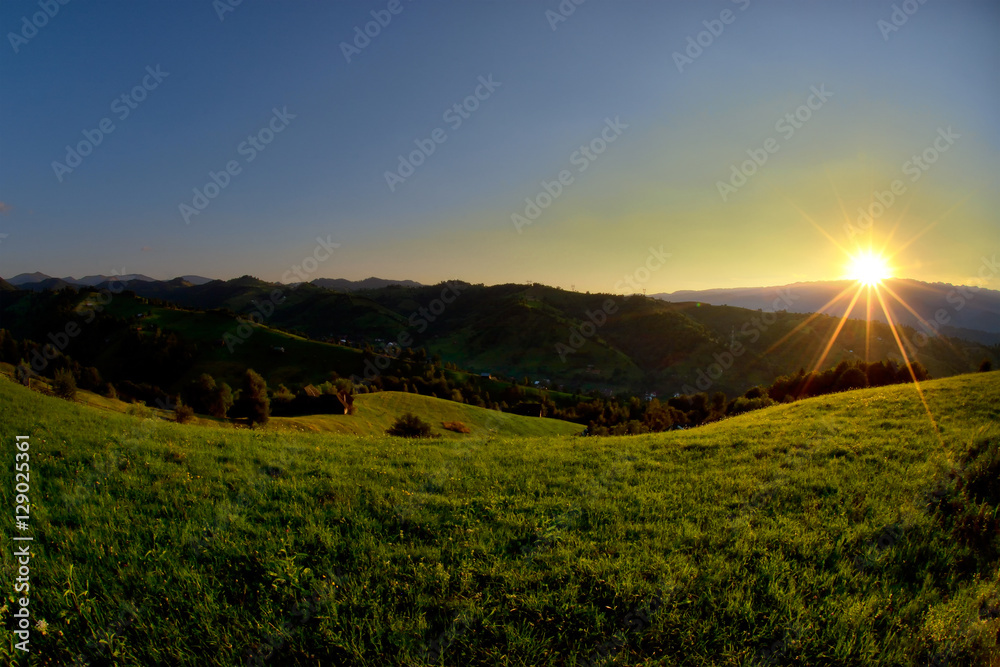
[1,0,998,292]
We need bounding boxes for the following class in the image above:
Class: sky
[1,0,998,293]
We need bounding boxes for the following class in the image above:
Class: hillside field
[1,372,999,665]
[272,392,582,439]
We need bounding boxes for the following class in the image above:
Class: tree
[900,361,929,383]
[53,368,77,400]
[834,367,869,392]
[79,366,102,391]
[191,373,234,418]
[0,329,19,364]
[980,359,993,373]
[210,382,234,418]
[192,373,217,413]
[273,384,295,405]
[242,369,270,427]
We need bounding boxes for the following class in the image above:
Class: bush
[15,363,31,387]
[175,403,195,424]
[980,359,993,373]
[126,401,153,419]
[441,421,471,434]
[387,413,433,438]
[53,368,77,400]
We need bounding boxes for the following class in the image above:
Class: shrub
[175,403,195,424]
[388,413,433,438]
[14,363,31,387]
[979,359,993,373]
[442,421,471,434]
[126,401,153,419]
[53,368,77,400]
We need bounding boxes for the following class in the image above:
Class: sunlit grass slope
[275,391,582,438]
[1,372,998,665]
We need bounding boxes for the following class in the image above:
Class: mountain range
[654,278,1000,342]
[5,273,422,292]
[1,274,996,398]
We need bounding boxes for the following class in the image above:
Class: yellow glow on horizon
[847,251,893,286]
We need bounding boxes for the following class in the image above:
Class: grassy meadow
[1,372,999,665]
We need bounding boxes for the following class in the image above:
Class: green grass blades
[1,372,999,665]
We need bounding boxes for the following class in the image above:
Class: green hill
[277,391,581,438]
[6,281,994,400]
[1,373,998,665]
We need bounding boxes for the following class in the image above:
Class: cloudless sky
[1,0,998,292]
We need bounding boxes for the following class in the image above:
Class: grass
[1,372,998,665]
[0,365,580,440]
[274,392,583,438]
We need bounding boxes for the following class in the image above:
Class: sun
[847,251,892,286]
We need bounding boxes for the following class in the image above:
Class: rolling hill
[275,391,581,438]
[0,370,997,664]
[1,365,579,439]
[1,279,996,400]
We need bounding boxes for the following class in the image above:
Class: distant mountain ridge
[1,274,996,398]
[7,272,159,287]
[6,273,997,342]
[308,277,424,291]
[654,278,1000,340]
[4,273,416,292]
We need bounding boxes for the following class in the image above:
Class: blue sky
[1,0,998,291]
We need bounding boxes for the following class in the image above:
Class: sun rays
[770,189,957,444]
